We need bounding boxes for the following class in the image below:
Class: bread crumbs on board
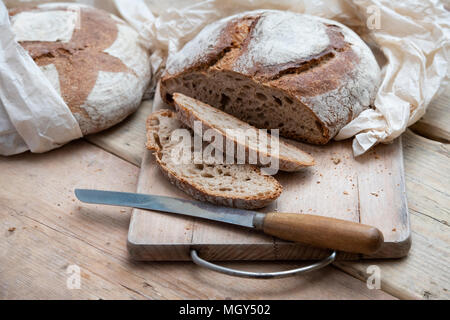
[332,157,341,165]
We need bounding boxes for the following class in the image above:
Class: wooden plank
[334,130,450,300]
[402,131,449,223]
[356,139,410,258]
[0,141,140,299]
[410,91,450,143]
[0,141,395,300]
[86,100,153,166]
[128,136,409,261]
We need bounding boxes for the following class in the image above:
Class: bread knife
[75,189,384,255]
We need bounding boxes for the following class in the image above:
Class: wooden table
[0,90,448,300]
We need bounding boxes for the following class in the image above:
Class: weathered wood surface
[85,100,153,167]
[410,92,450,143]
[0,88,448,299]
[91,89,448,299]
[0,141,394,300]
[128,137,409,261]
[334,130,450,300]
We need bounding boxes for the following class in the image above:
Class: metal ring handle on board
[190,250,337,279]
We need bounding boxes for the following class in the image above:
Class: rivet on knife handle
[253,213,384,255]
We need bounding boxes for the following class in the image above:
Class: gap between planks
[410,91,450,144]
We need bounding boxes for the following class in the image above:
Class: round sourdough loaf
[9,3,151,135]
[161,10,380,145]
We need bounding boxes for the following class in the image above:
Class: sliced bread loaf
[146,110,282,209]
[161,10,380,144]
[173,93,315,172]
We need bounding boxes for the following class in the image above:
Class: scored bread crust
[9,3,151,135]
[173,93,315,172]
[146,110,282,209]
[160,10,380,144]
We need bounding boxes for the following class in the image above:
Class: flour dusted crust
[9,3,151,135]
[161,10,380,144]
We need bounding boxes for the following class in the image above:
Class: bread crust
[161,10,380,144]
[9,3,151,135]
[146,110,282,209]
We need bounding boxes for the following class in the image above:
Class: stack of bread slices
[146,94,314,209]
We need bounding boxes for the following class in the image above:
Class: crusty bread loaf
[161,10,380,144]
[9,3,151,135]
[173,93,315,172]
[146,110,282,209]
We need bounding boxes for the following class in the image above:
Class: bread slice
[146,110,282,209]
[173,93,315,172]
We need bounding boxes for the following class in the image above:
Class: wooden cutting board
[127,138,411,261]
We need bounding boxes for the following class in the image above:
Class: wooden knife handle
[254,213,384,255]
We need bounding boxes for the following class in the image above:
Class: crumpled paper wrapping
[335,0,450,155]
[1,0,449,156]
